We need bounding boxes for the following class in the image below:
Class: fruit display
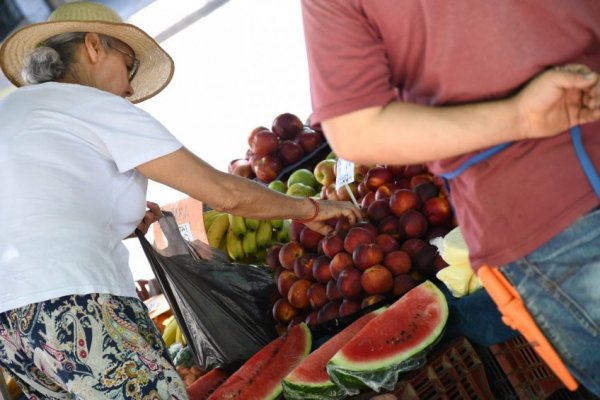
[327,281,449,394]
[186,368,229,400]
[228,112,328,184]
[202,209,289,263]
[282,307,386,400]
[207,323,311,399]
[162,315,186,348]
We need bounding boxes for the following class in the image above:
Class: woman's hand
[303,199,363,236]
[515,64,600,140]
[127,201,163,238]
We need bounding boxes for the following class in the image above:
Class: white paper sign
[335,158,355,190]
[178,223,194,242]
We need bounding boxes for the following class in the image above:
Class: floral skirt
[0,293,187,399]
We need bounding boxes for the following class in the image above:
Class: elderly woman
[0,2,361,398]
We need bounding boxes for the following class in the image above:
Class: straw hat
[0,1,174,103]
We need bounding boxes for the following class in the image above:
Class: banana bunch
[203,209,291,263]
[162,316,186,347]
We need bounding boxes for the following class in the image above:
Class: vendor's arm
[136,149,362,235]
[324,65,600,165]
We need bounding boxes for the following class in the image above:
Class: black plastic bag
[137,211,277,372]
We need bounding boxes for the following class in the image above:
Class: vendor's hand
[127,201,163,238]
[304,199,363,236]
[515,63,600,139]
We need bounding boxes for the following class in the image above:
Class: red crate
[488,335,565,400]
[387,336,495,400]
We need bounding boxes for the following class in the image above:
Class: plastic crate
[487,335,565,400]
[388,336,495,400]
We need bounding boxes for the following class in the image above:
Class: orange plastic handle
[478,266,579,391]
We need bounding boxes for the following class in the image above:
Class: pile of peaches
[267,163,456,333]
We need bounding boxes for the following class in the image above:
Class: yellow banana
[207,213,229,249]
[276,219,291,243]
[219,231,228,254]
[226,228,245,260]
[228,214,247,237]
[242,230,258,257]
[245,217,260,231]
[175,326,183,345]
[202,209,222,232]
[256,220,273,247]
[161,317,178,347]
[270,219,283,230]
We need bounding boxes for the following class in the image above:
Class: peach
[312,255,333,283]
[403,164,427,178]
[398,209,428,238]
[367,199,392,222]
[343,227,376,254]
[422,197,452,226]
[293,253,317,280]
[278,241,305,270]
[360,191,376,211]
[266,244,283,271]
[377,215,400,236]
[401,238,428,259]
[389,189,421,217]
[287,315,306,330]
[287,279,313,309]
[383,250,412,276]
[376,233,401,253]
[277,270,298,297]
[385,164,406,179]
[361,294,386,309]
[361,265,394,295]
[393,274,419,296]
[307,282,328,310]
[334,217,352,237]
[289,221,305,242]
[337,268,363,300]
[354,221,379,237]
[329,251,354,279]
[413,244,438,279]
[409,173,433,189]
[364,166,394,190]
[338,299,361,318]
[352,243,384,271]
[413,181,439,203]
[299,227,324,252]
[321,233,345,258]
[326,279,343,301]
[305,310,319,328]
[317,300,341,324]
[272,298,299,324]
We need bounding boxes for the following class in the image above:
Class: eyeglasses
[106,41,140,82]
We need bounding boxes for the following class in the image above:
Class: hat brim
[0,21,174,103]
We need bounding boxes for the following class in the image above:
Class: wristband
[293,198,320,224]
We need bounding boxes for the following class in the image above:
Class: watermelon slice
[187,368,229,400]
[282,307,387,400]
[327,280,448,393]
[207,323,311,400]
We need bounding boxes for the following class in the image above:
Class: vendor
[0,2,361,398]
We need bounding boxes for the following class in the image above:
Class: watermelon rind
[327,281,448,392]
[207,323,311,400]
[281,307,386,400]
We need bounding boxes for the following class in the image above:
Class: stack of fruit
[228,112,326,184]
[266,162,455,333]
[203,210,289,263]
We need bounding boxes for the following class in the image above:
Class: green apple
[268,179,287,193]
[313,159,336,186]
[286,182,317,197]
[287,168,319,190]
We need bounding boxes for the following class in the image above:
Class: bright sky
[125,0,312,279]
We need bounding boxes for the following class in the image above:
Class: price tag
[335,158,355,190]
[178,223,194,242]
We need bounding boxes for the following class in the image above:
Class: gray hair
[22,32,111,84]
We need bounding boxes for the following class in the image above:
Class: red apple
[352,243,384,271]
[278,140,304,166]
[389,189,421,217]
[296,126,323,153]
[272,112,304,140]
[228,158,253,178]
[247,126,269,147]
[252,154,283,183]
[361,265,394,295]
[250,129,279,157]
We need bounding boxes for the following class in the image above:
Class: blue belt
[440,126,600,198]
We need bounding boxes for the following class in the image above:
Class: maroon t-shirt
[302,0,600,270]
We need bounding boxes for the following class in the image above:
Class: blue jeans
[500,206,600,397]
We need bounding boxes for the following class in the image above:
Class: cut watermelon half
[187,368,228,400]
[207,323,311,400]
[327,280,448,392]
[282,307,387,400]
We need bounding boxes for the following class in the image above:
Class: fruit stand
[140,112,596,400]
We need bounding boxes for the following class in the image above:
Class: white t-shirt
[0,82,183,313]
